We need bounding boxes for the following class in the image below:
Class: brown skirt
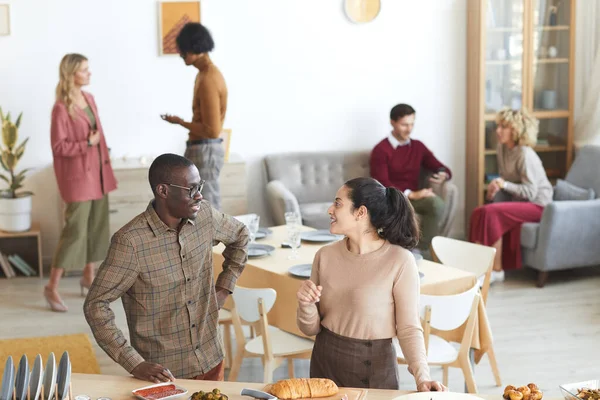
[310,326,399,390]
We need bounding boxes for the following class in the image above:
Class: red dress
[469,202,544,269]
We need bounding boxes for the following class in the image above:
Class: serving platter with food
[241,378,366,400]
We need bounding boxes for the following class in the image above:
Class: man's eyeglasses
[167,180,205,198]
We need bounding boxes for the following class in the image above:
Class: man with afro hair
[161,23,228,211]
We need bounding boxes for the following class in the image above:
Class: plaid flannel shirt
[84,201,248,378]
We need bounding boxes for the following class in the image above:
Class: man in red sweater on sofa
[370,104,452,252]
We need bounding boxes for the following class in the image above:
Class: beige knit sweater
[296,239,431,386]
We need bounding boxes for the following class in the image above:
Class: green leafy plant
[0,107,32,198]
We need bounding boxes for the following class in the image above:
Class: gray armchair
[264,151,459,237]
[518,145,600,287]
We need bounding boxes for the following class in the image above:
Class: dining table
[69,372,528,400]
[213,225,494,364]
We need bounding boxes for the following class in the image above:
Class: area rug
[0,333,100,375]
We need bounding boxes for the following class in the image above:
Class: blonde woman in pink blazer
[46,53,117,312]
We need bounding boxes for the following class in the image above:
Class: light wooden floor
[1,266,599,397]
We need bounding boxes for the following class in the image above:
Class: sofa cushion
[264,152,370,204]
[553,179,596,201]
[299,202,331,230]
[520,222,540,249]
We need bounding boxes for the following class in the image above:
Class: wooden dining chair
[218,309,233,369]
[228,286,314,383]
[395,283,481,393]
[430,236,495,305]
[429,236,502,387]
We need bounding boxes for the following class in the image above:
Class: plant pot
[0,195,32,232]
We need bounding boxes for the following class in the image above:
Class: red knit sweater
[370,138,452,192]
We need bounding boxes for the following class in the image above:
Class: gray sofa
[517,145,600,287]
[264,151,459,237]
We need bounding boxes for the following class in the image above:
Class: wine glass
[284,211,301,260]
[248,215,260,244]
[287,226,301,260]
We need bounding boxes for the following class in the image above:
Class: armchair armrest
[533,199,600,270]
[265,180,301,226]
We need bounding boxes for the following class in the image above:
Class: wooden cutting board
[263,384,367,400]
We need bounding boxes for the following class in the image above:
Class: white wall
[0,0,468,265]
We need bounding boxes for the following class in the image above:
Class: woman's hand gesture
[297,280,322,306]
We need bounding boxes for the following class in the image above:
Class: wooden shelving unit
[466,0,576,227]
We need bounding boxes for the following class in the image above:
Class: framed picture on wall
[221,129,232,162]
[0,4,10,36]
[157,0,201,56]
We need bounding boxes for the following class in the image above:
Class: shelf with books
[0,223,43,278]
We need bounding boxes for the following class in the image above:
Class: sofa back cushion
[566,145,600,198]
[264,151,370,204]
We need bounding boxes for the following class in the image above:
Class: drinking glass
[285,211,301,259]
[248,214,260,244]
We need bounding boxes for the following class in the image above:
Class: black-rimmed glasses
[167,180,205,198]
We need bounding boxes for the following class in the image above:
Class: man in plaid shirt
[84,153,249,382]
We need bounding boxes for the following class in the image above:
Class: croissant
[528,384,540,392]
[269,378,339,399]
[508,390,524,400]
[505,386,518,399]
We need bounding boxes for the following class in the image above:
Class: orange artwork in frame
[158,1,201,55]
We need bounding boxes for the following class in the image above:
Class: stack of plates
[300,230,343,243]
[0,351,69,400]
[248,244,276,258]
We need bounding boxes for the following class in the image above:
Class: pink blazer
[51,91,117,203]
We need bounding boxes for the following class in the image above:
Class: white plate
[1,356,15,400]
[57,351,71,400]
[392,392,487,400]
[300,230,343,243]
[248,244,275,258]
[29,355,43,400]
[15,354,29,400]
[288,264,312,279]
[132,382,188,400]
[255,228,273,239]
[43,352,57,400]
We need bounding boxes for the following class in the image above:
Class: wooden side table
[0,222,44,278]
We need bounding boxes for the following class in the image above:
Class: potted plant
[0,107,33,232]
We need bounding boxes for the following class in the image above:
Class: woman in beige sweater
[296,177,445,391]
[469,108,552,283]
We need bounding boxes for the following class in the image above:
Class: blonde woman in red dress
[469,108,552,283]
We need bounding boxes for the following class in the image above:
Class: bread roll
[508,390,524,400]
[269,378,339,399]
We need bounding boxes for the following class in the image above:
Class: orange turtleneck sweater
[189,55,228,140]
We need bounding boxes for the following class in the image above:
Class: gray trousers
[184,140,225,210]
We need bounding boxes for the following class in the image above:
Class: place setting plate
[254,227,273,240]
[288,264,312,279]
[248,244,276,258]
[300,230,343,243]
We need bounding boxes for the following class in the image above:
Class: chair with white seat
[429,236,501,387]
[430,236,496,304]
[395,283,480,393]
[227,286,314,383]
